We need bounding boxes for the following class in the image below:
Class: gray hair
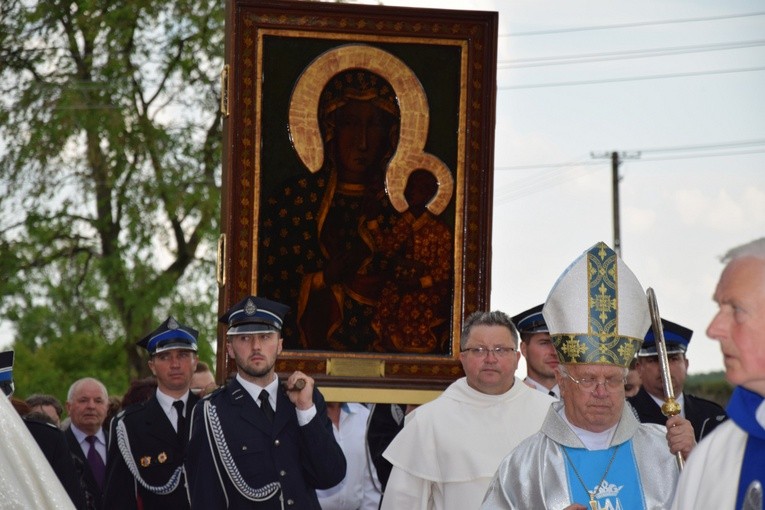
[67,377,108,402]
[721,237,765,264]
[460,310,519,350]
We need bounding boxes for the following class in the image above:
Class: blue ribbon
[726,387,765,509]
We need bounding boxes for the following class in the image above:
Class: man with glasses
[628,318,727,450]
[186,295,346,509]
[380,310,554,510]
[103,316,200,509]
[482,242,680,509]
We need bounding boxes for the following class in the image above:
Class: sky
[351,0,765,374]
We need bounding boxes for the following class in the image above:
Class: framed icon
[218,0,497,402]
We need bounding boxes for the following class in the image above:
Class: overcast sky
[354,0,765,374]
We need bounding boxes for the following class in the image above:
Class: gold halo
[288,44,454,215]
[386,153,454,216]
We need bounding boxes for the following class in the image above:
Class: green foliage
[0,0,224,398]
[13,331,127,404]
[686,371,733,408]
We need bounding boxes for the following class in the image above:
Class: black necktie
[86,435,105,488]
[259,389,274,423]
[173,400,187,438]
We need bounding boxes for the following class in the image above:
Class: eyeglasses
[564,372,625,392]
[460,346,516,358]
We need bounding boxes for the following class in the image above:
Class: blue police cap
[511,304,548,334]
[137,316,199,355]
[220,296,290,335]
[0,350,14,397]
[639,318,691,357]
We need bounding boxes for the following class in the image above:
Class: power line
[498,39,765,69]
[493,147,765,203]
[638,147,765,162]
[501,11,765,37]
[495,159,602,171]
[494,165,600,204]
[631,138,765,154]
[499,65,765,90]
[494,157,591,193]
[495,140,765,172]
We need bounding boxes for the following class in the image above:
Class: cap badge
[158,451,168,464]
[244,298,258,316]
[140,456,151,467]
[168,317,179,330]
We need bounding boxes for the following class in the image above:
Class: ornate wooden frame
[218,0,497,403]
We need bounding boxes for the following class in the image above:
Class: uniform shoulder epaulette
[23,416,59,430]
[687,393,727,411]
[117,400,149,419]
[202,385,225,401]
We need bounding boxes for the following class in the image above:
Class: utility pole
[590,151,641,258]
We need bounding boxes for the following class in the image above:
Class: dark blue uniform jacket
[186,378,346,509]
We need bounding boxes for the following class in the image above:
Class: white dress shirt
[317,403,382,510]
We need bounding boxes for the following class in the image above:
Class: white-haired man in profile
[672,237,765,509]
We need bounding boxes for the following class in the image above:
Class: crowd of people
[0,236,763,509]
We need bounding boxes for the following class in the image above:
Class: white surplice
[381,377,554,510]
[0,392,76,510]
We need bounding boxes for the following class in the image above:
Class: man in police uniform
[186,295,346,509]
[103,316,200,509]
[511,304,560,398]
[628,318,727,444]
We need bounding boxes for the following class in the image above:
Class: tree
[686,371,733,408]
[0,0,224,397]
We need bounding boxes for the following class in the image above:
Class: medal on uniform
[140,456,151,467]
[158,452,168,463]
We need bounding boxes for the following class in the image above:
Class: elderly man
[186,295,346,509]
[104,316,200,509]
[672,237,765,509]
[381,310,554,510]
[629,318,727,446]
[65,377,110,510]
[512,304,560,398]
[482,242,679,509]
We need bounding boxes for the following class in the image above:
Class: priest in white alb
[380,310,555,510]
